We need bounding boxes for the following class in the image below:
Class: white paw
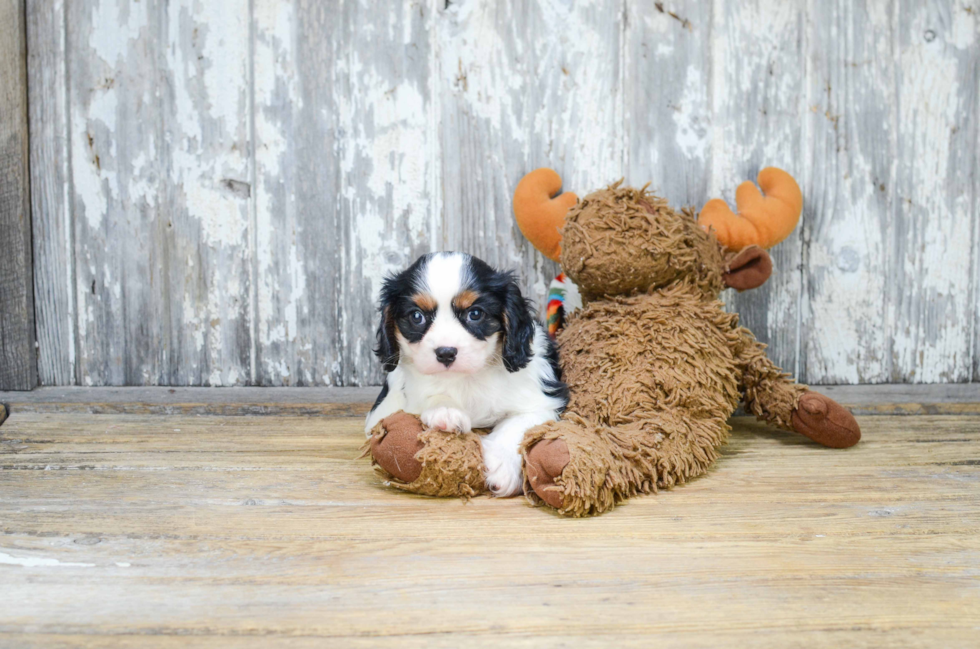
[481,439,524,497]
[421,407,472,433]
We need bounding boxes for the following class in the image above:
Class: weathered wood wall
[1,0,37,391]
[25,0,980,387]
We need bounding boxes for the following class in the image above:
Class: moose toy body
[367,168,861,516]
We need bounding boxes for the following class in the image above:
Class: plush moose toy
[367,167,860,516]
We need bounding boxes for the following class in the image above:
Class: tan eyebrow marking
[453,290,479,310]
[411,293,437,311]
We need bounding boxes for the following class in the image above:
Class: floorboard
[1,412,978,647]
[2,383,978,416]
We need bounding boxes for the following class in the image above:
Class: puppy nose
[435,347,457,367]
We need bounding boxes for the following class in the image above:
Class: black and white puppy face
[376,253,535,376]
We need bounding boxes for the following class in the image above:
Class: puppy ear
[374,305,399,372]
[501,277,535,373]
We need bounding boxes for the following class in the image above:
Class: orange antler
[698,167,803,250]
[513,168,578,262]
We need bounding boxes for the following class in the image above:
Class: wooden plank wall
[25,0,980,387]
[0,0,38,391]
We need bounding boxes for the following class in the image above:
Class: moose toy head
[512,167,803,299]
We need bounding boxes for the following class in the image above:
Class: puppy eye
[466,308,485,322]
[409,310,425,325]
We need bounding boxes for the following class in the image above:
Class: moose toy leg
[736,330,861,448]
[522,418,625,517]
[368,411,426,483]
[523,411,730,516]
[367,411,490,497]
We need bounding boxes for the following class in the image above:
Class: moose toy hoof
[791,392,861,449]
[525,438,571,509]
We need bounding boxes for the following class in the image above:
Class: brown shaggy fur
[561,183,726,300]
[366,179,858,516]
[514,182,807,516]
[366,416,491,498]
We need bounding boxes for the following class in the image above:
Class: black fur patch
[374,306,399,372]
[458,257,535,372]
[375,254,435,371]
[454,303,504,341]
[370,378,389,414]
[541,335,570,412]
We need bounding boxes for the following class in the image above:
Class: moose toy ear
[513,168,578,262]
[723,245,772,291]
[698,167,803,251]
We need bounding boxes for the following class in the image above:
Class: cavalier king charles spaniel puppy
[365,252,568,497]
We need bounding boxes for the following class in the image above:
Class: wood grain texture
[0,385,379,416]
[625,1,709,207]
[0,0,38,391]
[251,0,343,387]
[66,0,253,386]
[437,0,624,320]
[889,0,978,382]
[253,0,437,387]
[26,0,980,386]
[26,0,74,386]
[2,383,978,417]
[624,1,804,376]
[1,411,979,645]
[710,1,805,378]
[804,0,980,383]
[802,0,894,384]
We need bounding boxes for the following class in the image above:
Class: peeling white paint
[889,6,972,382]
[0,552,95,568]
[808,211,888,384]
[436,0,623,345]
[341,73,429,304]
[186,183,249,247]
[440,1,525,148]
[70,97,117,231]
[39,0,980,387]
[800,0,895,383]
[952,5,977,49]
[87,0,148,67]
[163,0,251,386]
[253,0,304,381]
[674,67,708,161]
[283,241,306,345]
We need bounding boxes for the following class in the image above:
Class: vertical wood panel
[253,0,435,386]
[0,0,38,391]
[252,0,342,386]
[337,0,437,386]
[802,0,894,384]
[438,0,624,317]
[625,1,710,204]
[27,0,74,386]
[888,0,977,382]
[68,0,253,385]
[709,1,805,378]
[804,0,979,384]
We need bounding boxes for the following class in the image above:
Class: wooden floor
[1,406,979,647]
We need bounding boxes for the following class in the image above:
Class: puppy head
[375,253,535,375]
